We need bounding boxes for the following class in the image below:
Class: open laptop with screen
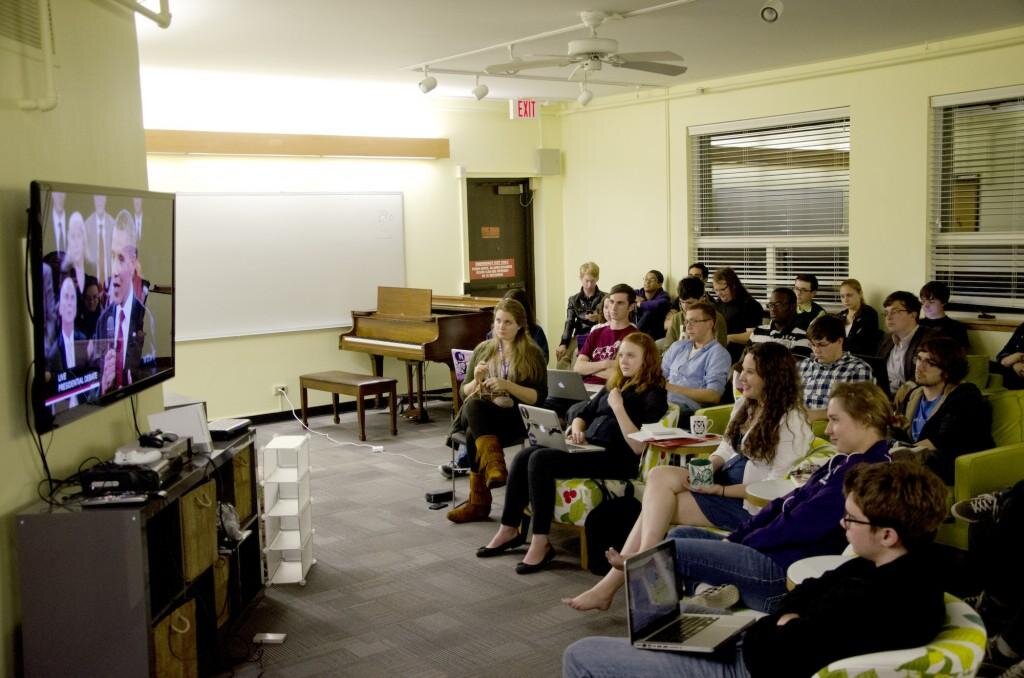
[518,404,603,452]
[625,540,755,653]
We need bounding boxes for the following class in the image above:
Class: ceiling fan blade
[615,60,688,76]
[614,51,684,62]
[485,57,573,74]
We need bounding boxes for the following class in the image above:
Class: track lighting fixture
[419,67,437,94]
[471,75,489,100]
[577,81,593,107]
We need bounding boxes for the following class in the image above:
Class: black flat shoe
[476,532,527,558]
[515,545,556,574]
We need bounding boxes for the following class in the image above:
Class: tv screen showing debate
[31,180,175,433]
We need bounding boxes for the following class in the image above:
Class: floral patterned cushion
[813,594,987,678]
[553,405,680,527]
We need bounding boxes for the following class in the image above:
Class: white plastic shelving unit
[259,434,314,586]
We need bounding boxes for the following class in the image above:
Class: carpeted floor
[221,400,627,677]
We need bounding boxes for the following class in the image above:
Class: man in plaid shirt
[799,314,874,422]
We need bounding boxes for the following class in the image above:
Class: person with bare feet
[564,381,896,614]
[562,342,811,611]
[478,332,667,574]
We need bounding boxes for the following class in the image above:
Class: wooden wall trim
[145,129,450,159]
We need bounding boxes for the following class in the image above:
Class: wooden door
[465,178,535,307]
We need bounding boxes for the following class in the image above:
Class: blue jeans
[669,526,789,614]
[563,636,750,678]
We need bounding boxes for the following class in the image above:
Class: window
[930,86,1024,311]
[690,110,850,304]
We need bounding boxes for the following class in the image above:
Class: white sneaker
[683,583,740,610]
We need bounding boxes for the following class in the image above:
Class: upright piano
[339,287,494,421]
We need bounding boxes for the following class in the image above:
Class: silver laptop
[625,540,755,653]
[518,404,604,452]
[547,369,591,401]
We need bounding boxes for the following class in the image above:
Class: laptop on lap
[625,540,755,653]
[518,404,604,452]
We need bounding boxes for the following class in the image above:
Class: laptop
[518,404,604,452]
[547,369,591,401]
[625,540,755,653]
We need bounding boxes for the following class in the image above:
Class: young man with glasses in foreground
[563,460,950,678]
[798,314,874,422]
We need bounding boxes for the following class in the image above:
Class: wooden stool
[299,371,398,441]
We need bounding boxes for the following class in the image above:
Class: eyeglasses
[840,514,875,529]
[765,302,792,309]
[683,318,712,327]
[883,308,909,318]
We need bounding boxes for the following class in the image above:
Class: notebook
[546,369,591,401]
[518,404,604,452]
[625,540,755,653]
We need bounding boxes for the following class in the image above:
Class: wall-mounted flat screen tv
[29,180,175,434]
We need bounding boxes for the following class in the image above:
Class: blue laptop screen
[626,542,681,640]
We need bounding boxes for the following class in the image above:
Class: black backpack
[583,480,642,576]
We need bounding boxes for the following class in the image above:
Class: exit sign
[510,99,537,120]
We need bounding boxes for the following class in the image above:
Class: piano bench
[299,371,398,441]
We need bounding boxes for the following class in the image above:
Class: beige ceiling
[136,0,1024,102]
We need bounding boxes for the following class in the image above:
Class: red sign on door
[470,258,516,280]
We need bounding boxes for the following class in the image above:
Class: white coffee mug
[690,415,710,436]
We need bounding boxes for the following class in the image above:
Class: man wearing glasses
[891,336,992,484]
[661,301,731,421]
[749,288,812,359]
[878,291,935,397]
[798,315,873,422]
[793,274,827,331]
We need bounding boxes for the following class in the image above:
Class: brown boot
[476,435,508,489]
[446,472,492,523]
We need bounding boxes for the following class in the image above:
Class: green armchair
[938,388,1024,550]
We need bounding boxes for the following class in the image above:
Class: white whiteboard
[175,192,405,340]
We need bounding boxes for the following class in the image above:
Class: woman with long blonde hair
[478,332,668,574]
[447,298,548,523]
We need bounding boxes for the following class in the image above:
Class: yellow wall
[554,27,1024,357]
[0,2,157,675]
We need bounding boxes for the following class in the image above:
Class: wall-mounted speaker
[535,148,561,176]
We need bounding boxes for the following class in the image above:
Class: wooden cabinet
[17,432,262,677]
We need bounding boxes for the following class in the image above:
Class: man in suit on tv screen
[93,210,156,395]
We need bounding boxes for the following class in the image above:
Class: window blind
[691,113,850,303]
[929,89,1024,310]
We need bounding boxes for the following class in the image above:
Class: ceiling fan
[484,10,687,79]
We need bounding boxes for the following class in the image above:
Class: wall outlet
[273,385,288,396]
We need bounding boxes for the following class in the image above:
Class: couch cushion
[988,390,1024,447]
